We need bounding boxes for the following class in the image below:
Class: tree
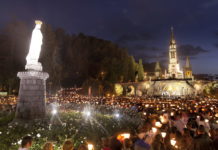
[0,20,30,94]
[0,20,140,95]
[40,24,63,92]
[138,59,145,81]
[128,56,136,82]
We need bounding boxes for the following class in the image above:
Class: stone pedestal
[15,71,49,120]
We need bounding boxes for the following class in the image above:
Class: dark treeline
[0,20,145,94]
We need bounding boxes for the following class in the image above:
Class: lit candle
[161,132,166,138]
[88,144,94,150]
[170,138,176,146]
[152,127,157,133]
[170,112,174,116]
[155,121,162,128]
[121,133,130,139]
[205,119,209,123]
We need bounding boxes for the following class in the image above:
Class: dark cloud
[131,49,166,63]
[116,32,162,62]
[135,44,209,64]
[123,43,164,63]
[133,52,157,62]
[158,45,209,61]
[177,44,209,59]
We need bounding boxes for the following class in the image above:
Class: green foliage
[138,59,144,81]
[0,112,15,125]
[40,24,63,92]
[0,20,140,94]
[0,111,141,150]
[128,56,136,82]
[203,82,218,98]
[0,20,30,94]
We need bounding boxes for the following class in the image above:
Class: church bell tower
[184,56,193,79]
[155,61,161,79]
[168,27,183,78]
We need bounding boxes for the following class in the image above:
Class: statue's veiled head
[35,20,42,29]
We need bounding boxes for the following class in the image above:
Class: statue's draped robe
[26,24,42,65]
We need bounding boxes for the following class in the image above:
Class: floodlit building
[183,56,193,79]
[153,27,193,80]
[115,27,210,97]
[165,27,184,79]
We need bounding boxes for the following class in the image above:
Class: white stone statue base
[15,71,49,120]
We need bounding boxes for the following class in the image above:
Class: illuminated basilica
[155,27,193,80]
[166,27,184,78]
[115,28,207,97]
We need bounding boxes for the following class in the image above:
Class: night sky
[1,0,218,74]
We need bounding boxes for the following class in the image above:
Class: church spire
[168,26,183,79]
[185,56,191,68]
[170,26,175,45]
[155,61,161,78]
[155,61,161,71]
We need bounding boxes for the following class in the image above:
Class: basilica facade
[155,27,193,80]
[115,28,205,97]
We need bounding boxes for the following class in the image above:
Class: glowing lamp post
[83,111,91,117]
[52,109,57,115]
[114,113,120,118]
[86,111,91,117]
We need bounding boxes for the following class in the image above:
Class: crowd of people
[18,136,74,150]
[0,88,218,150]
[18,118,218,150]
[0,96,16,112]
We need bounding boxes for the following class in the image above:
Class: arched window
[171,52,175,58]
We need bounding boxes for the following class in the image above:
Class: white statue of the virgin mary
[25,20,43,71]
